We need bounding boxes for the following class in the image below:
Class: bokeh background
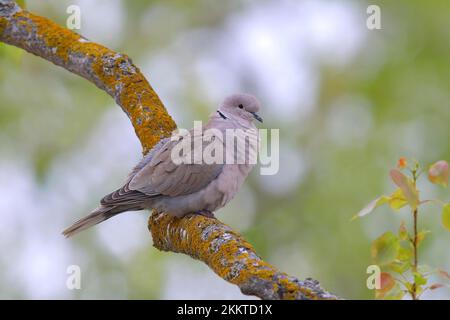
[0,0,449,299]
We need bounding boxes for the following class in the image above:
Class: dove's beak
[251,112,263,123]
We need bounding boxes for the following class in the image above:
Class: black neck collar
[217,110,228,120]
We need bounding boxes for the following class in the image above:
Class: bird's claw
[193,210,216,219]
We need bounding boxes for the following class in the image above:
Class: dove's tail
[62,204,142,238]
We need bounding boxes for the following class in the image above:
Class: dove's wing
[100,138,170,206]
[128,130,224,197]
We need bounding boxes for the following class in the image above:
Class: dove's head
[218,93,263,123]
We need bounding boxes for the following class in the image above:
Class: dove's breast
[212,163,254,208]
[152,163,254,217]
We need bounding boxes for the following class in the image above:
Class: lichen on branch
[150,212,338,299]
[0,0,339,300]
[0,0,176,153]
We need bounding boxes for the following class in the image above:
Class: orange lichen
[148,212,338,300]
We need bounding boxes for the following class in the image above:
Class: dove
[63,93,263,237]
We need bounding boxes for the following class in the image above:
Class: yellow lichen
[147,210,338,300]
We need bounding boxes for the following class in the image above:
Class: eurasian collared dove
[63,93,262,237]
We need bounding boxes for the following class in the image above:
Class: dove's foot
[193,210,216,219]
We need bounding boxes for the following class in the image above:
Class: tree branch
[150,212,337,299]
[0,0,339,300]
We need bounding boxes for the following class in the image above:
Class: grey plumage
[63,93,262,237]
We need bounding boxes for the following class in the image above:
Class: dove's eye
[238,104,244,109]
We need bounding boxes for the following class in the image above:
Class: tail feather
[62,205,141,238]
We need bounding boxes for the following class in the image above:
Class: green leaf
[389,169,419,209]
[353,189,409,220]
[413,272,427,286]
[388,259,410,274]
[405,281,414,292]
[442,203,450,231]
[397,246,413,261]
[416,230,430,246]
[371,232,400,266]
[388,188,408,210]
[352,196,389,220]
[416,283,425,297]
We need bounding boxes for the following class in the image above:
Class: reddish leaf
[380,272,395,290]
[389,169,419,209]
[376,272,396,299]
[428,160,449,187]
[430,283,444,290]
[438,269,450,280]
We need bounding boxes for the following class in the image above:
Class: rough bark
[0,0,339,300]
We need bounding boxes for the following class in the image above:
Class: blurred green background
[0,0,449,299]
